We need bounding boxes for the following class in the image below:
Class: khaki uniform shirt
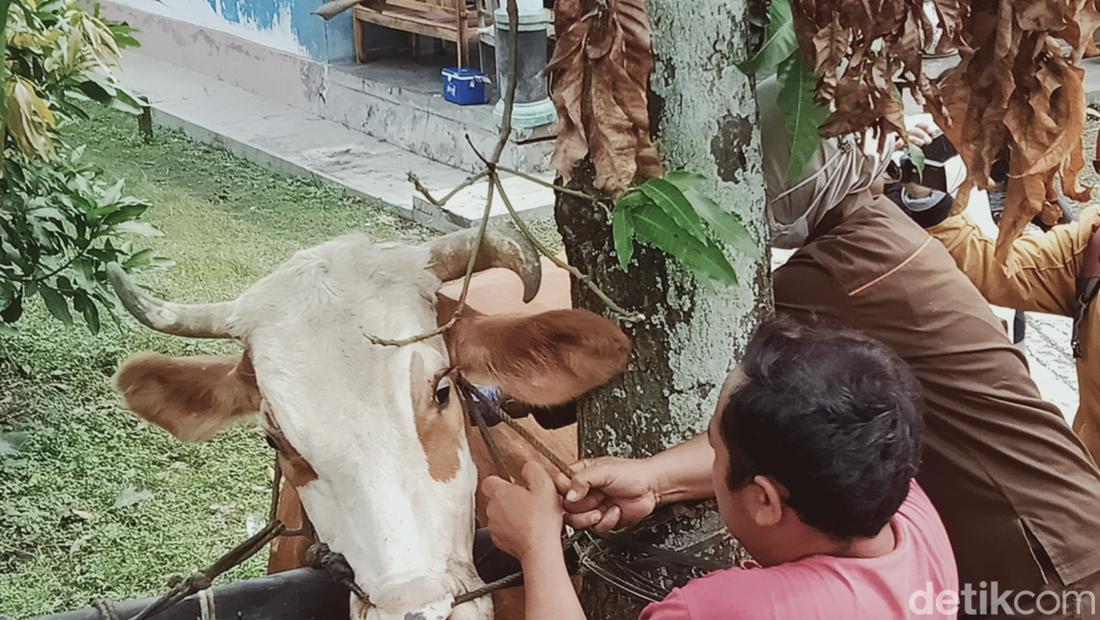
[930,207,1100,465]
[774,194,1100,591]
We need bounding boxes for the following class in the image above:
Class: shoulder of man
[773,253,852,326]
[640,563,836,620]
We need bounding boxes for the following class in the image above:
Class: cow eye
[435,377,452,406]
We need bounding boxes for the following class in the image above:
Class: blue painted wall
[118,0,356,62]
[209,0,353,61]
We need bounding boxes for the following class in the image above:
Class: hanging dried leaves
[928,1,1094,266]
[791,0,945,139]
[547,0,664,196]
[791,0,1098,266]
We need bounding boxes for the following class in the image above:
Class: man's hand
[895,123,935,151]
[553,457,662,533]
[482,462,564,561]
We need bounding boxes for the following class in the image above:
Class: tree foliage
[0,0,163,334]
[612,172,758,286]
[783,0,1096,264]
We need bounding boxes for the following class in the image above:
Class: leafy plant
[0,0,163,335]
[738,0,828,181]
[612,171,758,286]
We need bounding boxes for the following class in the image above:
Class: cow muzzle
[350,572,491,620]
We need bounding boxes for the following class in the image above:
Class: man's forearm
[648,433,715,506]
[520,541,585,620]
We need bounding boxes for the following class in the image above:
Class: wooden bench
[353,0,480,67]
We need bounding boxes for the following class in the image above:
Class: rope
[306,543,371,605]
[458,377,511,482]
[92,599,120,620]
[455,375,575,478]
[198,588,216,620]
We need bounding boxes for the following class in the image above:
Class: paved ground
[1027,315,1079,423]
[116,52,554,234]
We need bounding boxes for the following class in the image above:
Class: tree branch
[493,175,643,322]
[376,0,635,347]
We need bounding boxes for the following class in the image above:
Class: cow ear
[114,352,261,442]
[448,309,630,406]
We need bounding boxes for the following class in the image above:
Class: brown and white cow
[108,228,628,620]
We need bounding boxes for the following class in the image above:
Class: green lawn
[0,108,433,616]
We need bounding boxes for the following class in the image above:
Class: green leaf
[101,203,148,225]
[639,178,708,244]
[908,144,926,178]
[80,296,100,334]
[109,88,144,115]
[612,204,636,270]
[631,203,738,285]
[663,171,707,192]
[1,294,23,323]
[39,287,72,325]
[682,189,760,259]
[122,248,154,270]
[114,221,163,237]
[100,179,125,206]
[738,0,798,76]
[777,54,829,182]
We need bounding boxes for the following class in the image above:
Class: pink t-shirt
[639,481,958,620]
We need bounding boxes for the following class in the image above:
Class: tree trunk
[553,0,770,617]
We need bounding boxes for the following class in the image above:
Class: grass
[0,107,433,617]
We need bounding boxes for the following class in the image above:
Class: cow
[107,227,629,620]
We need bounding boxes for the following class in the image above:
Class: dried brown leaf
[548,0,662,195]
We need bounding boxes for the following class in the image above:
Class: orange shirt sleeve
[928,208,1100,317]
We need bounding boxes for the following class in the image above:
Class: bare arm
[558,432,716,531]
[649,432,716,505]
[519,540,586,620]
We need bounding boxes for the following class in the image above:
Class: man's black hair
[720,318,923,540]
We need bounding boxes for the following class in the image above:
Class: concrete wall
[111,0,355,62]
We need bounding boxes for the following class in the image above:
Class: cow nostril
[403,614,427,620]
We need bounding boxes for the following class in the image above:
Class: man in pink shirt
[481,319,958,619]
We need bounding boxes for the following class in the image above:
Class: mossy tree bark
[554,0,770,616]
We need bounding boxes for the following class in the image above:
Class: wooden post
[138,97,153,144]
[554,0,769,616]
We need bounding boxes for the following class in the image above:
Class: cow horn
[428,227,542,303]
[107,263,235,338]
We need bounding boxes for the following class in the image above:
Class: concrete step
[117,51,554,233]
[322,59,554,175]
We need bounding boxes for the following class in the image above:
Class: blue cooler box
[442,67,489,105]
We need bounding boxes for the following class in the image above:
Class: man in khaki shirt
[927,208,1100,463]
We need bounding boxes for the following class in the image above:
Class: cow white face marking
[224,235,487,620]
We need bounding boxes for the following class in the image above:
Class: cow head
[108,228,630,620]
